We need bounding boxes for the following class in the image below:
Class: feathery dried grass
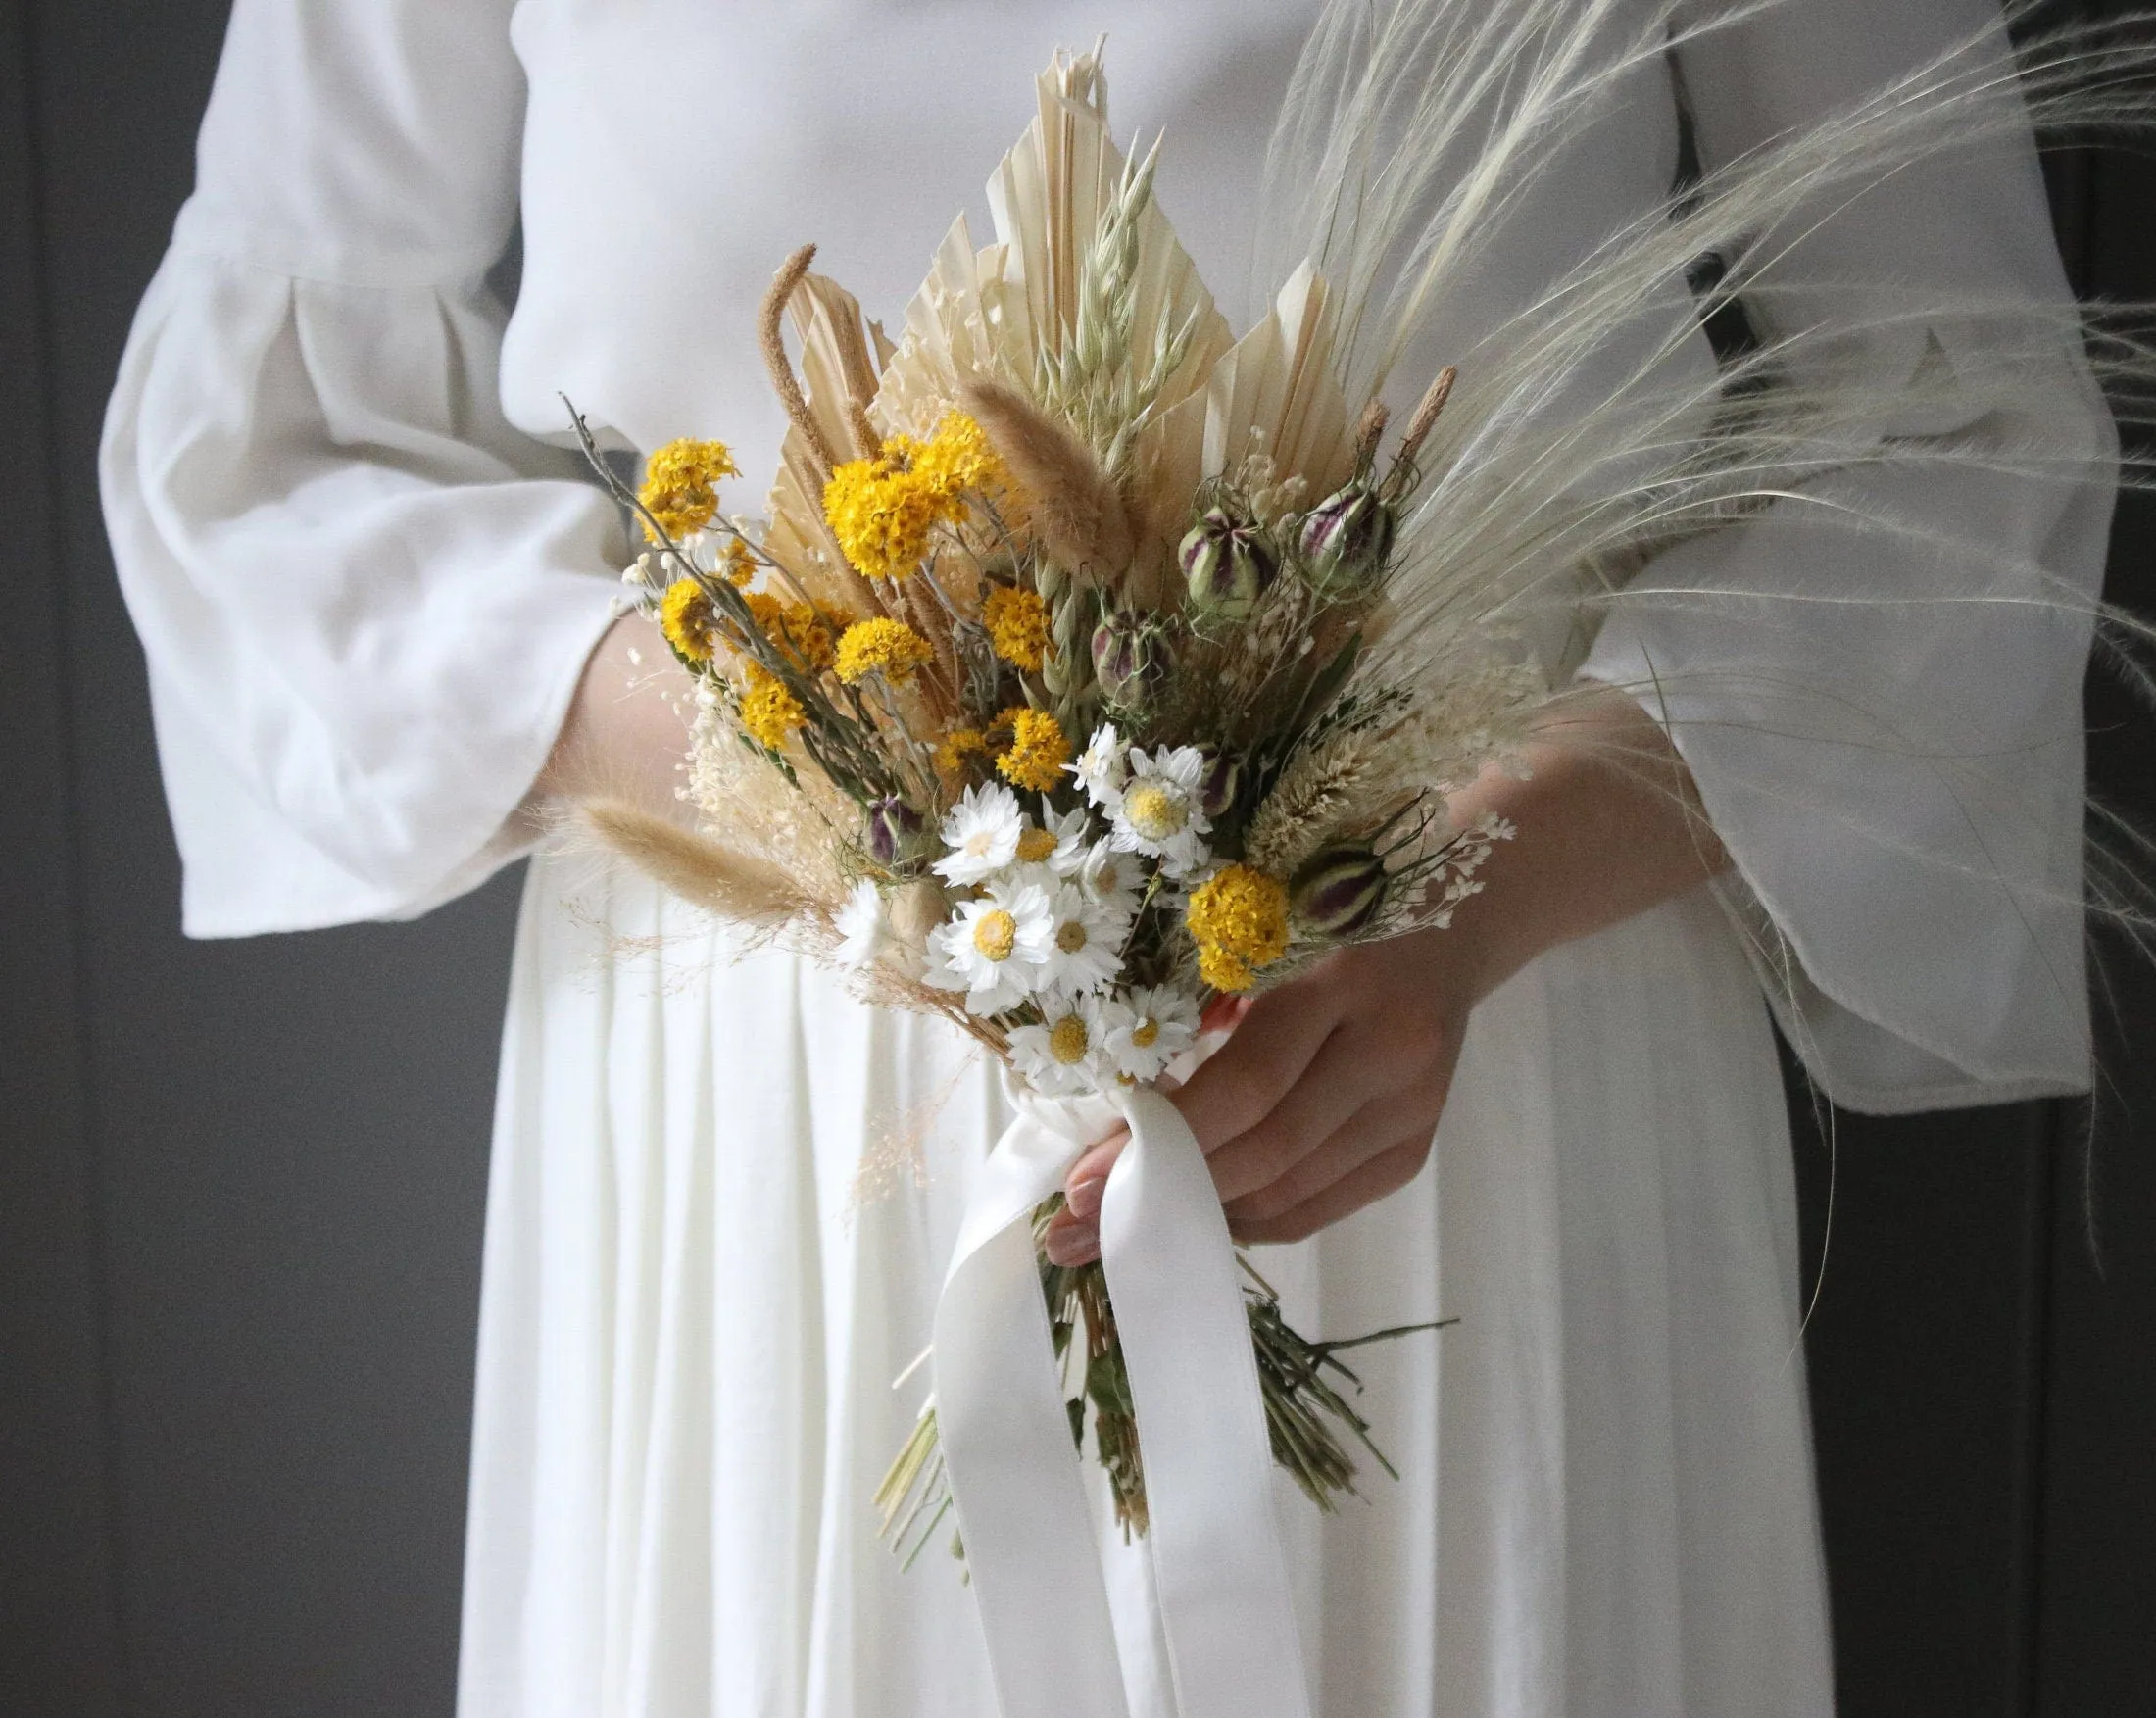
[582,800,815,926]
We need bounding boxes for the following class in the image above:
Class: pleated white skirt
[457,853,1834,1718]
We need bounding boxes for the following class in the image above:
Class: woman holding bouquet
[102,0,2109,1713]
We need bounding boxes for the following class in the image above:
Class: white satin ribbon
[932,1073,1312,1718]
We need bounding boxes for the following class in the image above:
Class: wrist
[1430,688,1728,1001]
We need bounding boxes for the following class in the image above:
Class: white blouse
[103,0,2110,1112]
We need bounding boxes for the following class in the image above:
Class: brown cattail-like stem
[762,245,841,476]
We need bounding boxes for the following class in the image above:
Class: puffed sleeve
[99,0,622,938]
[1578,0,2115,1111]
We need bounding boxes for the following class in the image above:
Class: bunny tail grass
[959,375,1137,581]
[582,799,810,926]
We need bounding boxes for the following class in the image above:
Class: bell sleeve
[99,0,623,938]
[1577,0,2118,1111]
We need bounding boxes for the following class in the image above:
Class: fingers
[1202,1027,1397,1204]
[1167,981,1342,1154]
[1230,1136,1432,1246]
[1221,1075,1445,1225]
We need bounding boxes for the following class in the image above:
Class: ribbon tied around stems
[931,1071,1313,1718]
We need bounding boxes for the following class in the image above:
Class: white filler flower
[1037,884,1131,1000]
[1008,992,1116,1096]
[1068,722,1128,808]
[925,878,1054,1013]
[1107,744,1213,876]
[834,878,899,970]
[935,782,1025,885]
[1102,984,1201,1083]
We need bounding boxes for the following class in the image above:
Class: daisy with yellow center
[1185,863,1291,995]
[1007,993,1114,1096]
[933,781,1025,886]
[1102,984,1201,1082]
[835,616,935,686]
[1104,743,1213,876]
[639,438,738,542]
[923,879,1054,1014]
[1038,884,1132,999]
[995,708,1071,795]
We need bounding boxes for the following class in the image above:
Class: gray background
[3,1,2151,1713]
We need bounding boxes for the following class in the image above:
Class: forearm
[1446,689,1730,1001]
[529,613,697,819]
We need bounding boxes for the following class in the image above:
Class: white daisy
[934,782,1025,886]
[1102,984,1202,1084]
[1077,839,1145,919]
[923,878,1054,1014]
[834,878,897,970]
[1008,800,1092,883]
[1068,722,1128,808]
[1037,884,1132,1000]
[1008,992,1118,1096]
[1107,745,1213,877]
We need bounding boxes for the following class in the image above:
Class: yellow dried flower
[1197,943,1258,994]
[739,664,808,750]
[835,616,935,685]
[911,411,1006,498]
[822,456,947,581]
[639,438,738,542]
[982,585,1050,672]
[1186,863,1291,994]
[995,708,1071,794]
[743,591,839,673]
[821,412,1010,581]
[659,578,718,664]
[936,727,989,778]
[720,538,758,587]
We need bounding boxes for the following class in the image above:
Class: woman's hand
[1044,690,1730,1265]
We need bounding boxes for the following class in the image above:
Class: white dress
[100,2,2110,1714]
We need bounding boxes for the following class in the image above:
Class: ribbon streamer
[932,1075,1312,1718]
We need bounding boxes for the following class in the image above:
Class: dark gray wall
[3,4,513,1713]
[1,2,2149,1715]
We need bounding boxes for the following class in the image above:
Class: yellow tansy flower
[659,578,717,664]
[822,456,947,581]
[739,665,808,750]
[821,412,1011,581]
[911,411,1006,499]
[720,538,758,587]
[982,584,1050,672]
[743,591,838,673]
[1186,863,1291,994]
[936,727,989,778]
[835,617,935,685]
[639,438,738,542]
[1197,943,1258,994]
[995,708,1071,794]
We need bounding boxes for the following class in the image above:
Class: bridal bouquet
[573,13,2139,1683]
[582,50,1532,1551]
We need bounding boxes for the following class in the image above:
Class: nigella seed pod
[1178,508,1280,620]
[1291,848,1390,937]
[1297,483,1396,599]
[1091,610,1172,704]
[1199,750,1243,820]
[865,795,924,865]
